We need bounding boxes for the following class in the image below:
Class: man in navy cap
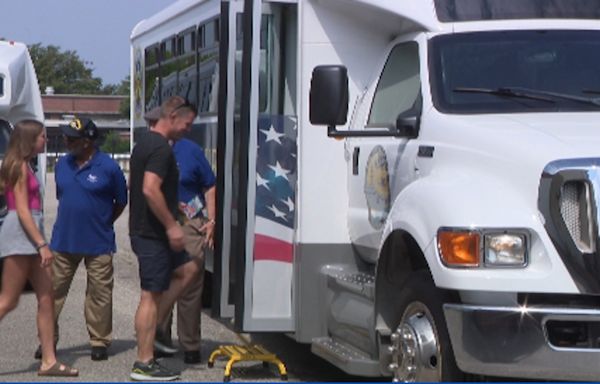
[35,117,128,361]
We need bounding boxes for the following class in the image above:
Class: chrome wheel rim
[389,302,442,382]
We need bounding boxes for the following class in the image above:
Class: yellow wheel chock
[208,334,288,382]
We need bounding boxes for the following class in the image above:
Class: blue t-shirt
[50,150,128,255]
[173,138,215,217]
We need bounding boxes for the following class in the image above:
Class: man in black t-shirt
[128,96,199,381]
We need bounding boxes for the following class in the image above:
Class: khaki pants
[52,252,114,348]
[161,217,207,351]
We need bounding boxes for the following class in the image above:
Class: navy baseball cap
[60,117,98,140]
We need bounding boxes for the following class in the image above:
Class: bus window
[234,13,281,115]
[205,20,217,48]
[198,18,220,115]
[161,36,178,102]
[176,27,198,105]
[144,44,160,111]
[0,76,4,97]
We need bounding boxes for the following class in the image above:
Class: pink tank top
[6,165,42,211]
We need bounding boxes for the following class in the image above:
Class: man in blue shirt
[42,117,127,361]
[156,136,216,364]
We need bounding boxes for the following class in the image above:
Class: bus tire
[389,270,463,382]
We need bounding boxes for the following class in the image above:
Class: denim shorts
[0,210,45,257]
[130,236,191,292]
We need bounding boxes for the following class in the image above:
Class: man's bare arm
[143,171,184,251]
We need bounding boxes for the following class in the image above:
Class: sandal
[38,361,79,377]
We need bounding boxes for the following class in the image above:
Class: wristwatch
[208,218,216,225]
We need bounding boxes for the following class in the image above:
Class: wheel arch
[375,229,429,334]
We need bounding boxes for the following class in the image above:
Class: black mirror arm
[326,125,407,138]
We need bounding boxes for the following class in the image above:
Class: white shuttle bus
[131,0,600,381]
[0,40,46,224]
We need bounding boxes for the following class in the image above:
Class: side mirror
[395,94,422,138]
[396,114,420,138]
[309,65,348,127]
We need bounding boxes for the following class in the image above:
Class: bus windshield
[429,30,600,114]
[434,0,600,22]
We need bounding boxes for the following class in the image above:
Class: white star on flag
[267,204,287,220]
[269,161,290,180]
[260,124,285,144]
[282,197,294,212]
[257,172,270,190]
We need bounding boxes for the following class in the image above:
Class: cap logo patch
[70,119,83,131]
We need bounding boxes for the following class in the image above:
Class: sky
[2,0,176,86]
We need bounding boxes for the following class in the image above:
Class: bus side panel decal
[252,115,297,318]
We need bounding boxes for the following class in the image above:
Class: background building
[42,92,130,168]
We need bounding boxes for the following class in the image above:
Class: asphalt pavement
[0,173,362,382]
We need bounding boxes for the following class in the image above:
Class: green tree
[29,43,105,94]
[100,130,130,154]
[114,76,131,117]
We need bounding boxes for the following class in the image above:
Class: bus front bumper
[444,303,600,381]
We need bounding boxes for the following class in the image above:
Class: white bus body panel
[0,41,46,189]
[382,112,600,294]
[0,41,44,125]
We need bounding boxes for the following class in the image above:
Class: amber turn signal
[438,230,480,267]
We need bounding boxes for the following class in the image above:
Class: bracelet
[36,242,48,251]
[207,219,216,225]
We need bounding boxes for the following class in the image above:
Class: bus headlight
[438,229,480,267]
[484,233,527,267]
[438,228,528,268]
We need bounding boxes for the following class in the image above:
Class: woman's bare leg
[29,256,58,370]
[0,255,30,320]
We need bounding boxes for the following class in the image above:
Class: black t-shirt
[129,131,179,240]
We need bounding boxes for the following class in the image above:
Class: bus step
[311,337,381,377]
[326,270,375,301]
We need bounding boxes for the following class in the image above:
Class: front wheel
[389,271,462,382]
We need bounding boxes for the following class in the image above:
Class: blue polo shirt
[50,150,128,255]
[173,138,215,209]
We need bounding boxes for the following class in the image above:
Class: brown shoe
[38,362,79,377]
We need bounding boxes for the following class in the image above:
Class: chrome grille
[560,181,595,253]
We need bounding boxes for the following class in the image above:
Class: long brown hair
[0,120,43,193]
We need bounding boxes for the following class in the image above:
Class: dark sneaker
[183,350,201,364]
[154,349,175,359]
[153,339,178,355]
[130,360,180,381]
[154,329,178,355]
[91,346,108,361]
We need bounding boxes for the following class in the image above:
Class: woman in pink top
[0,120,78,377]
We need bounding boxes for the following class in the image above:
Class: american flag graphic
[253,115,297,263]
[251,114,296,319]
